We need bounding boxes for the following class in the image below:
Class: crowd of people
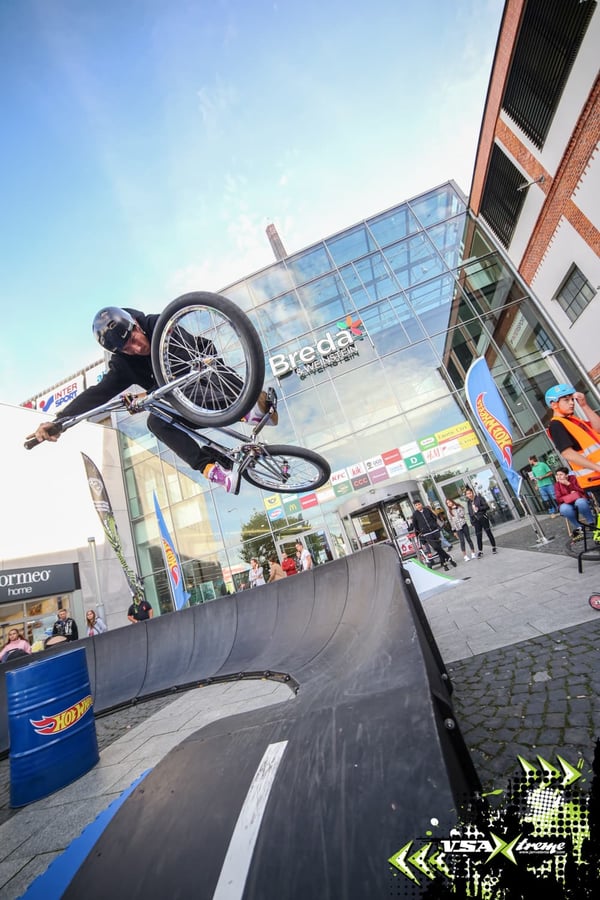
[1,606,109,664]
[4,384,597,649]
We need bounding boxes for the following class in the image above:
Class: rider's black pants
[147,414,226,473]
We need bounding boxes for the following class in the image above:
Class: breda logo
[268,315,363,378]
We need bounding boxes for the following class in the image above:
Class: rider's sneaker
[241,390,278,426]
[205,463,239,493]
[464,555,470,562]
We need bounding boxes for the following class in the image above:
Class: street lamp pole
[87,537,106,622]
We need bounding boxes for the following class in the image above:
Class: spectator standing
[465,488,497,557]
[411,501,456,571]
[281,551,297,576]
[446,498,476,561]
[553,467,595,535]
[267,556,286,582]
[295,541,313,572]
[528,455,558,516]
[52,608,79,642]
[128,598,154,624]
[249,558,266,588]
[0,628,32,663]
[85,609,108,637]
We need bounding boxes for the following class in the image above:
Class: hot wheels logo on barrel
[30,695,93,735]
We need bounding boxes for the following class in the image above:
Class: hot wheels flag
[153,492,190,611]
[465,357,523,497]
[81,453,146,604]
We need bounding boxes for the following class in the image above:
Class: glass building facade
[113,182,594,613]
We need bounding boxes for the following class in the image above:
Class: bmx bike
[24,291,331,495]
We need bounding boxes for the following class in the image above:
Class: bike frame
[45,371,280,496]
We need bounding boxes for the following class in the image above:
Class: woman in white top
[446,498,476,561]
[85,609,108,636]
[249,558,266,588]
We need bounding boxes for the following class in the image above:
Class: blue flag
[465,357,523,497]
[153,492,191,610]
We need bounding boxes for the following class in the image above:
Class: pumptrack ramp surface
[3,545,478,899]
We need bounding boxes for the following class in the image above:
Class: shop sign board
[0,563,80,603]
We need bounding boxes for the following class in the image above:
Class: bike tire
[241,444,331,493]
[151,291,265,428]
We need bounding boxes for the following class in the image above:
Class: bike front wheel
[241,444,331,494]
[151,291,265,427]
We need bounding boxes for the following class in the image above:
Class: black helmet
[93,307,136,352]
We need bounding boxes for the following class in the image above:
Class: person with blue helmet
[546,383,600,502]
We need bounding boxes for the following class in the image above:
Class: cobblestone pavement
[448,615,600,792]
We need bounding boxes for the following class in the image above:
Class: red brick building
[470,0,599,385]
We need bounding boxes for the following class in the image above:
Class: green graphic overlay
[388,745,600,898]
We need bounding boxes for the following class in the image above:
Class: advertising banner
[465,357,523,496]
[81,453,146,604]
[152,493,190,611]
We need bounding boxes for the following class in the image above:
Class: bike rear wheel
[241,444,330,493]
[151,291,265,427]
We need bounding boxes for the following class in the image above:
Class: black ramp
[64,546,479,900]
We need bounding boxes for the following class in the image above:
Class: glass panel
[333,362,401,432]
[358,301,413,355]
[427,214,468,268]
[325,224,376,266]
[247,263,293,304]
[219,280,254,312]
[287,244,332,285]
[297,273,352,328]
[367,204,420,248]
[338,263,373,308]
[388,293,427,344]
[409,183,465,228]
[455,254,525,316]
[352,253,398,302]
[352,508,389,547]
[282,382,350,447]
[379,345,448,416]
[385,233,445,290]
[253,291,312,345]
[406,275,456,338]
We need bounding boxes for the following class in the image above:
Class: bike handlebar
[23,367,204,450]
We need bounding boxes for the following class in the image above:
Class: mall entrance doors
[348,495,418,559]
[276,529,333,570]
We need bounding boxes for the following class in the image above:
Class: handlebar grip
[24,422,63,449]
[24,434,42,450]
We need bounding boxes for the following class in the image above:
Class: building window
[479,145,526,248]
[502,0,595,149]
[554,264,596,323]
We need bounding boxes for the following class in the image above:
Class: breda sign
[268,315,364,379]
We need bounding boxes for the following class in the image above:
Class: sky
[0,0,504,405]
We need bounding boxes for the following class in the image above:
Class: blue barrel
[6,646,99,807]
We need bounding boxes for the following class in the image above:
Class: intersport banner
[81,453,146,605]
[465,357,523,497]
